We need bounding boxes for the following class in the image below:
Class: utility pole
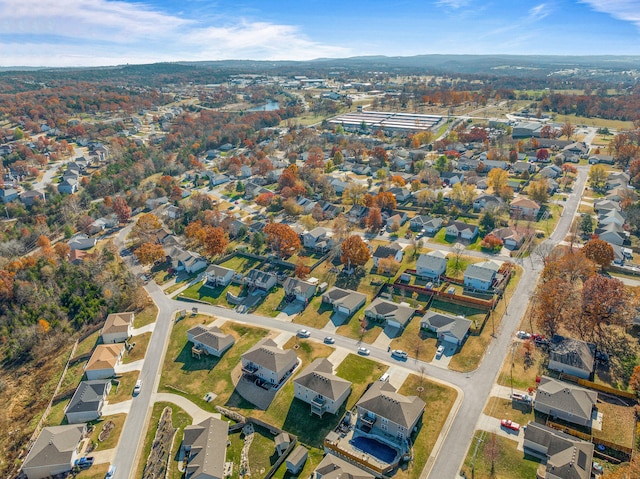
[510,342,516,397]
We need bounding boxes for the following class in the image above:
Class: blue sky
[1,0,640,67]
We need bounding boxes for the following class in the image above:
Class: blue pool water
[351,436,397,464]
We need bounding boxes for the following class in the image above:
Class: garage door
[387,320,402,329]
[338,306,351,315]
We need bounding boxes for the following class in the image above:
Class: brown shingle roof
[85,344,124,371]
[102,312,134,336]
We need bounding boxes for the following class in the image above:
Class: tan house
[510,196,541,219]
[187,324,235,357]
[85,343,125,380]
[22,424,86,479]
[100,312,134,344]
[241,338,298,386]
[294,358,351,416]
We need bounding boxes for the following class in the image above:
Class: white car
[436,345,445,359]
[323,336,335,344]
[516,330,531,339]
[297,329,311,338]
[133,379,143,395]
[391,349,408,360]
[358,347,370,356]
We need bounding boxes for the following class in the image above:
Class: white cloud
[0,0,350,66]
[529,3,550,19]
[435,0,471,9]
[580,0,640,28]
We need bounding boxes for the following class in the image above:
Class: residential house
[445,221,479,241]
[69,249,88,264]
[321,287,367,317]
[187,324,235,357]
[204,264,235,287]
[164,245,208,273]
[463,260,501,291]
[101,312,134,344]
[606,186,636,203]
[165,205,183,220]
[539,165,562,179]
[85,343,124,380]
[388,187,411,202]
[318,200,343,219]
[563,142,588,157]
[611,244,633,266]
[588,154,615,165]
[303,227,328,248]
[595,223,627,246]
[489,226,532,250]
[594,199,620,215]
[598,209,625,228]
[267,169,284,183]
[365,298,416,330]
[245,269,277,291]
[0,188,18,204]
[420,311,472,346]
[347,204,370,224]
[372,243,403,267]
[313,454,374,479]
[510,196,541,220]
[534,376,597,428]
[415,251,448,279]
[548,335,596,380]
[21,424,86,479]
[244,182,271,200]
[65,380,111,424]
[145,196,169,210]
[210,173,230,186]
[183,417,229,479]
[385,213,408,230]
[512,161,536,175]
[440,171,464,185]
[523,422,593,479]
[58,178,78,194]
[285,445,308,474]
[20,189,46,206]
[296,196,318,214]
[283,277,317,303]
[331,178,350,194]
[240,338,298,386]
[356,380,425,445]
[473,194,503,212]
[294,358,351,416]
[606,172,630,190]
[67,234,97,250]
[409,215,443,234]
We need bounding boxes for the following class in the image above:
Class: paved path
[115,360,144,374]
[90,448,117,465]
[386,365,410,389]
[103,400,132,416]
[153,392,220,424]
[131,323,155,336]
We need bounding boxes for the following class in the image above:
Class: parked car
[133,379,143,395]
[501,419,520,431]
[297,329,311,338]
[436,345,445,359]
[516,330,531,339]
[358,347,370,356]
[323,336,335,344]
[75,457,94,469]
[510,392,532,403]
[106,465,116,479]
[391,349,408,360]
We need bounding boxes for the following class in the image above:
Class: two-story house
[293,358,351,417]
[415,251,448,280]
[463,260,501,291]
[241,338,298,386]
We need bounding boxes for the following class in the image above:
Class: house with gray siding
[294,358,351,416]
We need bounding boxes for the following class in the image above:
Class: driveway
[430,342,456,368]
[152,392,219,424]
[102,400,133,416]
[115,360,144,374]
[131,323,155,336]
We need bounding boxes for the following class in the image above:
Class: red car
[501,419,520,431]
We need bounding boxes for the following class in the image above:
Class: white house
[84,344,124,380]
[445,221,478,241]
[372,243,403,267]
[283,277,317,303]
[416,251,448,279]
[204,264,235,287]
[100,312,134,344]
[293,358,351,416]
[302,227,328,248]
[463,260,501,291]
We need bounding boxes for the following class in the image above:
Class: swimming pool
[351,436,398,464]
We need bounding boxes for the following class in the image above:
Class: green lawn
[390,316,438,362]
[179,281,242,307]
[336,354,388,410]
[397,374,459,479]
[336,309,383,344]
[109,372,139,403]
[123,332,151,363]
[272,447,324,479]
[136,402,192,479]
[159,315,269,410]
[227,424,279,479]
[220,254,261,274]
[253,287,286,317]
[461,431,541,479]
[293,295,334,329]
[134,302,159,328]
[45,398,70,426]
[75,330,101,357]
[88,413,127,451]
[60,359,87,392]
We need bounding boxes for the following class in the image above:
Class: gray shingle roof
[365,298,415,327]
[283,277,316,295]
[464,261,500,282]
[183,417,229,479]
[22,424,85,470]
[66,380,110,415]
[206,264,235,277]
[535,376,597,424]
[322,287,367,312]
[242,338,297,375]
[373,243,402,259]
[315,452,375,479]
[294,358,351,400]
[416,251,447,272]
[420,311,472,342]
[549,335,595,375]
[357,381,425,429]
[187,325,234,353]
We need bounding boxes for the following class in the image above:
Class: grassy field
[483,397,534,425]
[109,371,139,403]
[220,254,261,273]
[552,114,634,131]
[134,302,159,328]
[88,413,127,451]
[336,354,388,410]
[45,397,70,426]
[159,315,269,409]
[179,281,243,307]
[593,402,636,448]
[461,430,541,479]
[396,374,459,479]
[123,332,151,363]
[135,402,192,479]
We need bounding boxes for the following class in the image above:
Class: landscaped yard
[397,374,458,479]
[253,287,286,317]
[60,358,88,392]
[335,354,388,411]
[336,311,383,344]
[159,314,269,410]
[293,295,334,329]
[461,430,541,479]
[227,424,278,479]
[220,254,261,274]
[109,371,139,403]
[122,332,151,363]
[135,402,192,479]
[88,413,127,451]
[593,401,636,448]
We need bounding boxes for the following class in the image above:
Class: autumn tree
[536,148,550,162]
[53,242,71,261]
[202,225,228,256]
[487,168,509,194]
[264,223,301,258]
[374,191,397,211]
[340,235,371,271]
[541,250,596,284]
[255,192,275,207]
[342,184,368,205]
[377,257,401,277]
[560,121,575,140]
[135,242,166,265]
[582,238,614,269]
[112,196,132,224]
[295,260,311,280]
[390,175,405,187]
[365,207,383,231]
[534,277,578,338]
[449,182,477,207]
[480,234,503,252]
[588,164,608,192]
[133,213,161,245]
[630,365,640,398]
[528,178,549,204]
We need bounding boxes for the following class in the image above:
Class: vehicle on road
[516,330,531,339]
[391,349,408,360]
[297,329,311,338]
[501,419,520,431]
[75,456,94,469]
[435,345,445,359]
[133,379,143,395]
[106,465,116,479]
[358,347,370,356]
[324,336,335,344]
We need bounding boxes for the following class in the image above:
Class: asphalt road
[110,166,589,478]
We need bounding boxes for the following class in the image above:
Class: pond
[248,101,280,111]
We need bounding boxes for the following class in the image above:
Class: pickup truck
[511,392,532,403]
[501,419,521,431]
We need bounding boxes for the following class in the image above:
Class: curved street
[111,166,588,479]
